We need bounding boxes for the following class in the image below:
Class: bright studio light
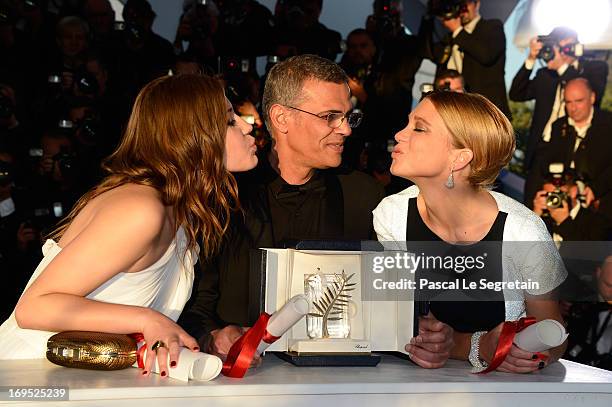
[532,0,611,43]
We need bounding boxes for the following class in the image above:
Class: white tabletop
[1,354,611,406]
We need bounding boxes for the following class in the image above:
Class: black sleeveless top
[406,197,508,333]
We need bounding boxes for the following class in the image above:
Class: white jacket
[372,185,567,321]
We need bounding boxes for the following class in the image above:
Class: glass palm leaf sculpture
[305,270,355,338]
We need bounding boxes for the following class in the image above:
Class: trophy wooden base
[289,339,371,354]
[273,351,381,367]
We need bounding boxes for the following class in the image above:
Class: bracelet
[469,331,489,372]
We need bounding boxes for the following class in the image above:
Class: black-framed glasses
[284,105,363,129]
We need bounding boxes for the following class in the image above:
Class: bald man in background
[531,78,612,241]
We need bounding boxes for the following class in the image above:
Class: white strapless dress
[0,227,198,359]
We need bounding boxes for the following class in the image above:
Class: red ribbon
[477,316,546,374]
[129,333,146,369]
[221,313,280,378]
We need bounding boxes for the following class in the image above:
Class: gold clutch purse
[46,331,138,370]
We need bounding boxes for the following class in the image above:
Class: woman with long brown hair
[0,74,258,378]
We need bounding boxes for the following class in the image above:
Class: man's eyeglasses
[284,105,363,129]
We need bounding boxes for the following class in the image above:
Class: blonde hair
[425,91,515,188]
[50,74,239,259]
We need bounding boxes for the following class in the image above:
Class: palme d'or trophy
[280,267,378,365]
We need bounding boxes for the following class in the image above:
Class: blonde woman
[374,91,567,373]
[0,74,258,378]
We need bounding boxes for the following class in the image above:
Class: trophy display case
[249,244,415,366]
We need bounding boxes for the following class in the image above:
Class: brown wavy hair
[50,74,239,258]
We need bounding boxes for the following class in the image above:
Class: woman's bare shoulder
[60,184,168,247]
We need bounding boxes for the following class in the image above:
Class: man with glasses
[179,54,384,363]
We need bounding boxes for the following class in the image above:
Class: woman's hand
[480,322,549,373]
[140,309,200,378]
[209,325,262,367]
[405,312,454,368]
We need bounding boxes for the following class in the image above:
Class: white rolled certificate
[256,294,309,355]
[134,347,223,382]
[513,319,569,352]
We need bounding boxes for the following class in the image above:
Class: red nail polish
[170,361,177,368]
[161,371,167,377]
[193,347,200,351]
[142,370,148,375]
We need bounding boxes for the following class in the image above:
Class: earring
[445,167,455,189]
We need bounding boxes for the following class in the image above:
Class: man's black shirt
[178,156,385,344]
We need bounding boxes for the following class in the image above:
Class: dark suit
[532,109,612,240]
[451,18,510,118]
[509,59,608,172]
[178,158,385,345]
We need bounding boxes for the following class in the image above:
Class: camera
[419,83,435,100]
[116,22,145,42]
[218,57,250,75]
[79,115,102,143]
[428,0,467,20]
[266,55,280,74]
[559,42,584,58]
[537,35,584,62]
[0,6,14,25]
[545,163,569,209]
[0,160,12,186]
[74,70,99,96]
[536,35,556,62]
[546,188,568,209]
[52,149,76,178]
[24,0,40,10]
[373,0,402,37]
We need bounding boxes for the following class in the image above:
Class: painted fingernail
[532,354,538,360]
[170,361,177,368]
[161,371,167,377]
[193,347,200,352]
[142,370,148,375]
[538,361,545,369]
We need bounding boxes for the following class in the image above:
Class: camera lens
[546,191,566,209]
[538,44,555,62]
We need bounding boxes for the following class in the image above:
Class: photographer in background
[117,0,175,90]
[215,0,274,58]
[47,15,90,86]
[82,0,115,41]
[271,0,342,60]
[360,0,424,148]
[565,256,612,371]
[0,147,25,319]
[0,146,43,320]
[23,128,82,238]
[340,28,376,109]
[0,83,33,159]
[174,0,220,69]
[81,0,117,64]
[426,0,510,118]
[434,68,464,92]
[531,78,612,241]
[509,27,608,206]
